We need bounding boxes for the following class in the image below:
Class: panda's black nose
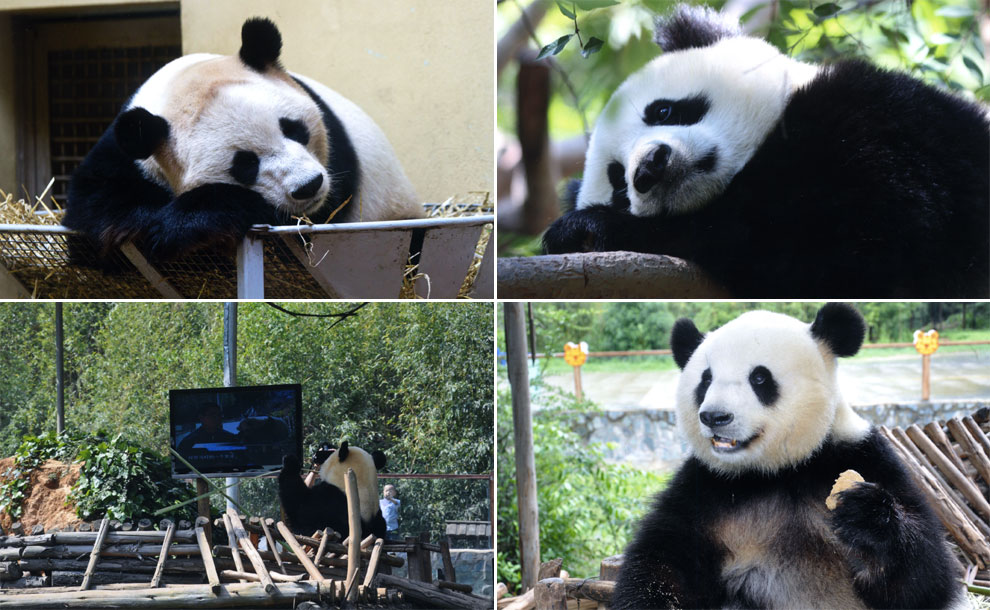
[699,410,733,428]
[633,144,671,194]
[291,174,324,200]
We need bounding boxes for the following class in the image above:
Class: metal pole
[505,303,540,591]
[55,302,64,434]
[223,302,240,512]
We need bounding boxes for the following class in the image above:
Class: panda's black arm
[542,204,671,255]
[830,432,959,608]
[144,183,283,261]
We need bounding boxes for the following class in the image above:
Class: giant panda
[542,5,990,298]
[612,303,964,609]
[278,441,387,539]
[65,17,421,262]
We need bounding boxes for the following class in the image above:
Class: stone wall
[571,400,989,471]
[390,548,494,597]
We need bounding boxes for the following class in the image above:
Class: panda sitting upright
[612,303,963,609]
[278,441,387,539]
[65,17,421,262]
[542,5,990,298]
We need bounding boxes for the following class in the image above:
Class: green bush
[497,379,668,593]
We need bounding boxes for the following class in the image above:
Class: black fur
[643,96,710,126]
[292,77,360,223]
[229,151,260,186]
[811,302,867,357]
[670,317,703,369]
[747,365,778,406]
[277,451,387,539]
[543,60,990,298]
[612,428,959,609]
[693,368,711,405]
[653,5,741,52]
[114,107,169,159]
[239,17,283,71]
[279,117,310,145]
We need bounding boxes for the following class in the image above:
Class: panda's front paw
[542,206,632,254]
[281,453,302,475]
[830,481,903,553]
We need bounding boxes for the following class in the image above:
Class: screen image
[169,383,302,478]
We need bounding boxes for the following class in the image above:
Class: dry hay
[0,179,64,226]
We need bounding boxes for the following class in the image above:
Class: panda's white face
[133,55,330,217]
[318,445,380,522]
[675,311,868,475]
[578,37,818,216]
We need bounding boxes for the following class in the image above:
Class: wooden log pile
[879,408,990,588]
[0,469,493,608]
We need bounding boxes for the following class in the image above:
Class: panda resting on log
[278,441,387,539]
[612,303,964,609]
[542,6,990,298]
[65,17,422,263]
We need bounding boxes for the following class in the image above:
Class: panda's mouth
[710,432,760,453]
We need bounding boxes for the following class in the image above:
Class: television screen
[169,383,302,478]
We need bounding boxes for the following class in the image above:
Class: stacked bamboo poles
[879,410,990,578]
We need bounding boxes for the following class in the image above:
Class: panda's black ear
[671,318,704,370]
[240,17,282,71]
[337,441,349,462]
[654,5,741,52]
[811,303,866,357]
[372,450,387,471]
[114,108,169,160]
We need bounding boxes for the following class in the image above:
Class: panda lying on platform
[542,6,990,298]
[65,18,421,262]
[278,441,387,539]
[612,303,963,609]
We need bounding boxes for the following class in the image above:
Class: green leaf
[581,37,605,58]
[537,34,574,60]
[964,56,984,83]
[556,1,576,19]
[813,3,841,18]
[572,0,619,9]
[934,5,974,18]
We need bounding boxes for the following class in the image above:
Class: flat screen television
[169,383,302,478]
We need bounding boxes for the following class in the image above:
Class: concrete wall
[0,0,492,202]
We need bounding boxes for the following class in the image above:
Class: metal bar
[55,302,64,434]
[236,237,265,298]
[253,215,493,235]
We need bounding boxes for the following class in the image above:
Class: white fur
[676,310,869,475]
[317,446,379,523]
[578,36,818,216]
[127,53,421,221]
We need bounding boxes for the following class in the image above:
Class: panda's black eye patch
[279,118,310,145]
[607,162,630,211]
[695,367,713,406]
[229,150,259,186]
[643,96,710,126]
[749,365,779,406]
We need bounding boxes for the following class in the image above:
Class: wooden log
[195,525,221,595]
[559,578,614,603]
[599,555,622,582]
[149,519,176,588]
[435,579,473,593]
[906,424,990,520]
[275,521,323,581]
[221,513,247,583]
[0,575,46,588]
[964,416,990,456]
[535,577,567,610]
[362,538,384,588]
[0,580,332,608]
[29,525,44,536]
[50,570,202,587]
[137,519,152,531]
[497,582,509,599]
[947,417,990,488]
[79,517,110,591]
[17,557,209,575]
[259,517,284,571]
[219,569,306,583]
[10,522,24,536]
[344,469,361,601]
[439,539,456,583]
[538,558,563,580]
[0,561,23,581]
[226,510,276,594]
[498,253,730,299]
[17,543,202,559]
[0,530,195,548]
[314,527,330,568]
[923,422,968,473]
[375,573,492,610]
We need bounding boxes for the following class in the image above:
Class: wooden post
[344,468,362,601]
[221,513,246,582]
[362,538,384,588]
[260,518,284,571]
[505,303,540,591]
[275,521,324,581]
[921,353,931,401]
[535,577,567,610]
[226,510,276,594]
[196,480,211,542]
[149,520,176,588]
[79,517,110,591]
[573,365,583,401]
[195,525,222,594]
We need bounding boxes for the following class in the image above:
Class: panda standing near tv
[611,303,964,609]
[542,5,990,298]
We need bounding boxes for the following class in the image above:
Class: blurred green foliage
[0,303,493,540]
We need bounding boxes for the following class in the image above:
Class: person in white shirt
[379,484,400,539]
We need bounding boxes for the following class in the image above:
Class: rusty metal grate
[47,45,181,201]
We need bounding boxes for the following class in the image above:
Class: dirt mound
[0,457,83,532]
